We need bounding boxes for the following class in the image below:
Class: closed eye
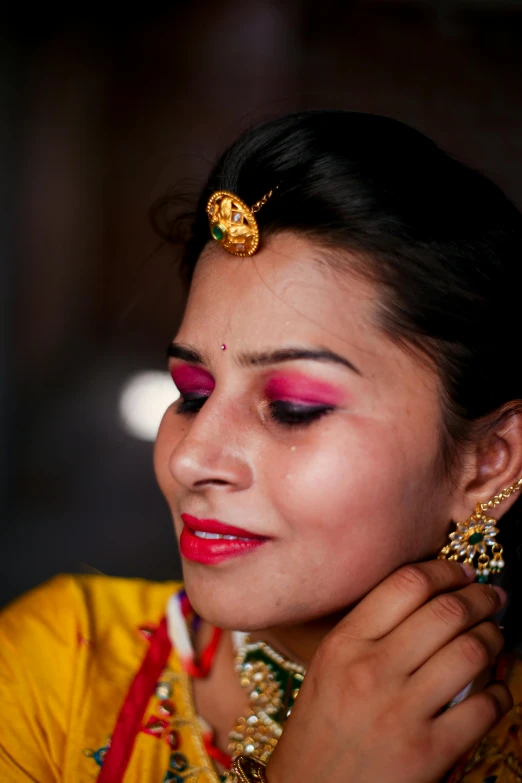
[269,400,334,427]
[176,394,209,414]
[175,395,335,425]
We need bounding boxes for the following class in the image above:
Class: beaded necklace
[166,590,306,769]
[229,632,306,764]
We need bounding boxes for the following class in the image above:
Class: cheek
[267,415,439,573]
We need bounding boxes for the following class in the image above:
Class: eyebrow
[167,342,361,375]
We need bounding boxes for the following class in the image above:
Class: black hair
[151,110,522,646]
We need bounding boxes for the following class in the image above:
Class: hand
[266,559,511,783]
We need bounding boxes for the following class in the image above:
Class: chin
[180,566,289,631]
[181,565,336,632]
[182,572,258,630]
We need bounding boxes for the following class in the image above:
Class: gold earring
[438,477,522,582]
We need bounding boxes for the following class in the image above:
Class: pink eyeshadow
[265,372,345,406]
[171,364,215,393]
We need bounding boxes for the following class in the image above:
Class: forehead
[181,234,380,359]
[178,232,441,419]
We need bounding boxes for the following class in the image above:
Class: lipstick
[180,514,268,565]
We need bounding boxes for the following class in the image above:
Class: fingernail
[460,563,476,579]
[492,586,508,606]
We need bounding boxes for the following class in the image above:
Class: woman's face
[155,233,457,631]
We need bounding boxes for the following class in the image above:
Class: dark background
[2,0,522,608]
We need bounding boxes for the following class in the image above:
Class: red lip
[179,514,268,565]
[181,514,265,539]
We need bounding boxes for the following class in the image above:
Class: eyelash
[176,395,334,427]
[176,394,210,415]
[268,400,333,426]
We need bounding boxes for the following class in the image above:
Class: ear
[449,406,522,523]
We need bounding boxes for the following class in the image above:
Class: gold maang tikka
[438,477,522,582]
[207,187,278,257]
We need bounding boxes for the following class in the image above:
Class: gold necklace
[228,633,306,764]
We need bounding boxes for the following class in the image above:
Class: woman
[1,110,522,783]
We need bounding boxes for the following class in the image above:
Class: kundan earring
[438,477,522,582]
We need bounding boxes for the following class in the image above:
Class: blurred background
[2,0,522,608]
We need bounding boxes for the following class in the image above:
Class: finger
[406,621,504,715]
[339,559,475,641]
[433,682,513,759]
[382,581,504,674]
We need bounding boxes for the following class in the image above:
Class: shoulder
[0,573,180,638]
[0,573,181,677]
[0,573,182,687]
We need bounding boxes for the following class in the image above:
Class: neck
[246,609,347,668]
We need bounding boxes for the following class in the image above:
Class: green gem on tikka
[477,573,489,583]
[211,223,226,242]
[468,532,484,545]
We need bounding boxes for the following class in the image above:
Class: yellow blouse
[0,574,521,783]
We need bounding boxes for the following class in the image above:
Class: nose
[168,399,254,493]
